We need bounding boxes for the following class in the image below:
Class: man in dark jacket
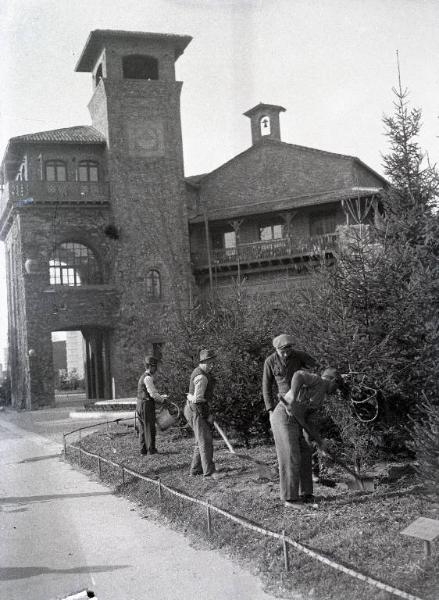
[184,349,217,477]
[136,355,168,456]
[262,334,316,505]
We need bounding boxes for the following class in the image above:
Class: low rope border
[63,422,425,600]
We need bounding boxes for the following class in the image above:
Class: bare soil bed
[66,422,439,600]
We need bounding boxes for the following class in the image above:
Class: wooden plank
[94,399,136,406]
[69,410,135,420]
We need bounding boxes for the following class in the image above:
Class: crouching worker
[184,349,217,478]
[272,367,342,507]
[136,355,168,456]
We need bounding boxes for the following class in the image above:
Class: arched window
[45,160,67,182]
[50,242,102,286]
[78,160,99,182]
[260,116,271,136]
[122,55,159,80]
[146,270,161,299]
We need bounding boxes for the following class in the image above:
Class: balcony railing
[0,180,110,215]
[192,233,338,269]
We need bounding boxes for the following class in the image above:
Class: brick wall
[91,66,191,397]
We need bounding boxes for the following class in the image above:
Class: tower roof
[243,103,286,118]
[75,29,193,72]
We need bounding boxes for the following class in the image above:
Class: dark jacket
[262,350,316,411]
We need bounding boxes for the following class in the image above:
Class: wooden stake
[207,500,212,535]
[282,530,290,572]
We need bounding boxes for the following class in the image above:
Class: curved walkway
[0,412,285,600]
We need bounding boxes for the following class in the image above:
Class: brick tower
[75,30,193,396]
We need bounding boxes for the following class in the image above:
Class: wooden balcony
[0,180,110,216]
[192,233,338,272]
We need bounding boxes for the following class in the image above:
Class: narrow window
[259,223,283,241]
[224,231,236,249]
[50,242,101,286]
[45,160,67,182]
[146,270,161,299]
[95,64,103,87]
[78,160,99,182]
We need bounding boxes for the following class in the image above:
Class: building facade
[0,29,385,409]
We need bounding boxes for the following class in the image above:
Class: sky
[0,0,438,351]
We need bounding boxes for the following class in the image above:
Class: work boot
[300,494,315,504]
[284,499,302,508]
[140,448,147,455]
[149,449,158,455]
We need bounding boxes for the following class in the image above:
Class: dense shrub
[159,288,276,445]
[155,78,438,467]
[411,401,439,497]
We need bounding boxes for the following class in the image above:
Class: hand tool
[213,421,273,480]
[278,397,375,492]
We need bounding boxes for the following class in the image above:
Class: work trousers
[184,402,215,476]
[136,399,157,454]
[270,402,313,502]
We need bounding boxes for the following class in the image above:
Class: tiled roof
[9,126,106,145]
[186,137,387,190]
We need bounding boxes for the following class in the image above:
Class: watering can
[156,401,181,431]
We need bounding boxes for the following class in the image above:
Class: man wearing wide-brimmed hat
[184,349,217,477]
[136,355,168,456]
[262,334,316,504]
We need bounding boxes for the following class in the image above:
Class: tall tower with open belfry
[0,30,193,408]
[75,30,193,397]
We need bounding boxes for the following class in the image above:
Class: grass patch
[66,423,439,600]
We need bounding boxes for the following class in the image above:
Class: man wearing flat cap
[262,334,316,503]
[184,349,217,477]
[136,355,168,456]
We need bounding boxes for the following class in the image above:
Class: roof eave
[75,30,192,72]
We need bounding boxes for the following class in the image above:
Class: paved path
[0,410,281,600]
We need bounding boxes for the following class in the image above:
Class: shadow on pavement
[0,491,113,507]
[0,565,129,581]
[18,453,61,463]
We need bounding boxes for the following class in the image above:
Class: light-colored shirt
[285,370,328,445]
[187,368,209,403]
[143,374,166,403]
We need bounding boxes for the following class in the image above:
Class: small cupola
[243,103,286,145]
